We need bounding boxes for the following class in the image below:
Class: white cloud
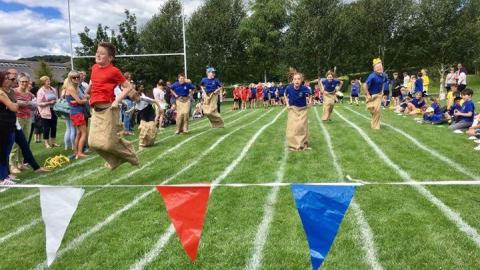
[0,0,203,59]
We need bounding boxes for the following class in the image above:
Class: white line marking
[335,110,480,248]
[31,109,263,269]
[0,218,41,244]
[315,107,383,270]
[131,109,285,270]
[246,144,288,270]
[343,106,480,180]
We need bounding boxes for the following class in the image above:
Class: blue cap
[206,67,216,73]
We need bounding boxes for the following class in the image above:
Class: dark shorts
[249,96,256,101]
[392,90,401,97]
[351,93,359,98]
[458,84,466,92]
[234,98,240,103]
[383,91,390,96]
[263,96,269,101]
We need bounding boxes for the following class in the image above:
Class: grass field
[1,94,480,269]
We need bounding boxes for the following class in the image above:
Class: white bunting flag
[39,187,84,267]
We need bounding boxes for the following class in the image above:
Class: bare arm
[112,80,133,108]
[0,91,18,112]
[66,87,87,104]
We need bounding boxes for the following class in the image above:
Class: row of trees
[74,0,480,86]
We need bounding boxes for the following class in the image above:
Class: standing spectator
[0,71,19,185]
[9,74,35,173]
[421,69,430,95]
[64,71,89,159]
[37,76,59,148]
[445,66,456,91]
[153,80,167,129]
[403,72,410,87]
[457,64,467,92]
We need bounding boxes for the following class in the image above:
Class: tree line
[74,0,480,87]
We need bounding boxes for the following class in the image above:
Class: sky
[0,0,203,60]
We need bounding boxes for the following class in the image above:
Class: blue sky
[0,0,62,19]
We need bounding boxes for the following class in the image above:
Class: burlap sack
[366,94,383,129]
[88,106,139,170]
[322,92,336,121]
[138,120,157,147]
[202,92,224,128]
[176,96,190,132]
[286,106,309,151]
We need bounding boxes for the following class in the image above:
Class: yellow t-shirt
[423,75,430,91]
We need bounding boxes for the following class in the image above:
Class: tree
[187,0,248,83]
[240,0,290,82]
[35,61,54,85]
[138,0,184,83]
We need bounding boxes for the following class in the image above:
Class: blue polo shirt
[351,84,360,95]
[383,79,390,93]
[171,82,195,97]
[250,87,257,96]
[431,102,443,114]
[200,77,222,94]
[459,100,475,122]
[411,98,426,108]
[415,78,424,93]
[365,72,387,95]
[322,79,341,93]
[285,84,310,107]
[269,86,277,96]
[277,86,285,96]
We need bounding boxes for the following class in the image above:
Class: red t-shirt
[256,86,263,99]
[15,90,35,119]
[241,88,251,100]
[233,88,241,99]
[89,64,126,105]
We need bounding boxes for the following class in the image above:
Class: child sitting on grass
[193,102,203,119]
[423,100,446,124]
[449,88,475,132]
[445,96,462,124]
[405,92,426,115]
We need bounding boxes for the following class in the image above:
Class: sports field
[1,102,480,269]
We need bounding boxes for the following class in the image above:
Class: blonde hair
[39,76,50,85]
[62,71,79,95]
[288,67,304,82]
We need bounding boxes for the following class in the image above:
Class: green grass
[1,99,480,270]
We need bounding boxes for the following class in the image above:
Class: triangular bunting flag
[156,185,211,262]
[39,187,84,267]
[291,184,356,270]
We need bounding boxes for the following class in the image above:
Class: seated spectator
[449,88,475,132]
[445,96,463,123]
[405,92,426,115]
[163,104,177,127]
[193,102,203,119]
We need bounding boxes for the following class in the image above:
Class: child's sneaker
[474,145,480,151]
[468,136,477,140]
[474,139,480,144]
[453,130,463,134]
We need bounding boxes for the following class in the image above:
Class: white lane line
[130,109,285,270]
[0,218,41,244]
[31,109,265,270]
[335,110,480,248]
[1,111,248,210]
[343,106,480,180]
[246,144,288,270]
[315,107,383,270]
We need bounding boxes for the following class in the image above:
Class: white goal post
[67,0,188,77]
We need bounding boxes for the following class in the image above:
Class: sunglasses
[20,81,29,83]
[71,76,80,79]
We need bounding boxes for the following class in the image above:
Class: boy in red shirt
[87,42,139,170]
[256,83,264,107]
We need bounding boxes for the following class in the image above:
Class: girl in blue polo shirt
[449,88,475,131]
[349,79,360,105]
[171,73,195,134]
[249,84,257,109]
[414,72,424,94]
[269,83,277,106]
[277,82,285,105]
[285,69,310,151]
[365,58,388,129]
[320,71,343,121]
[405,91,426,115]
[200,67,224,128]
[263,83,270,108]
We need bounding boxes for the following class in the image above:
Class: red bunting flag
[156,184,211,262]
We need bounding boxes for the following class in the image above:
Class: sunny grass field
[1,80,480,269]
